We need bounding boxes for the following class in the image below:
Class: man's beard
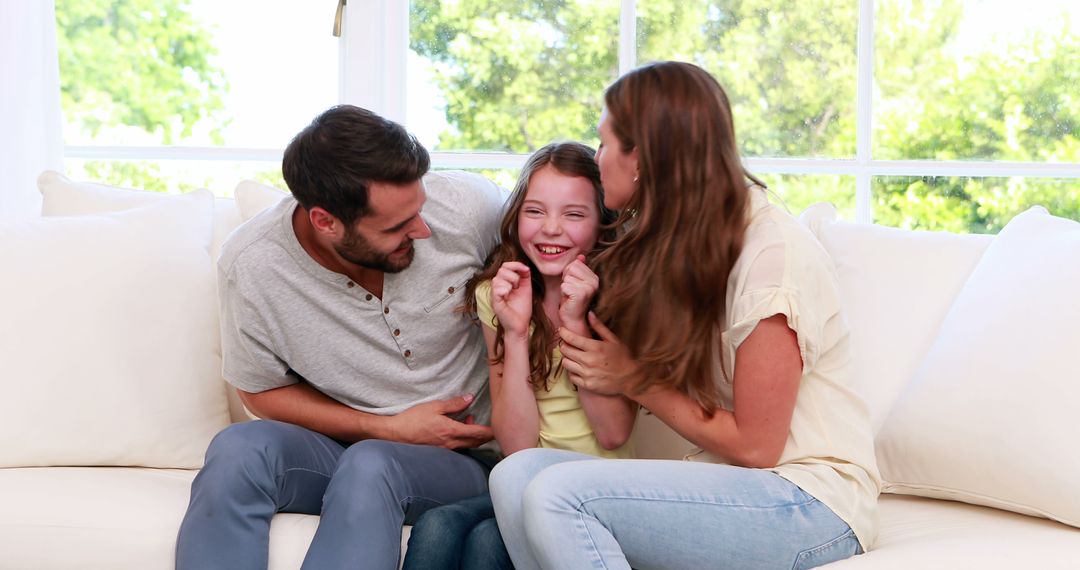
[335,227,415,273]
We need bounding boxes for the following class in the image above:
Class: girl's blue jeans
[402,492,512,570]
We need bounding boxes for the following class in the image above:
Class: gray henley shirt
[217,170,505,424]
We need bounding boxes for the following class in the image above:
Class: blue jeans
[401,493,512,570]
[175,420,490,570]
[489,448,862,570]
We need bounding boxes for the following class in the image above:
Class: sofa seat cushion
[826,494,1080,568]
[0,467,417,570]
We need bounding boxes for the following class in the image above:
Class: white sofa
[1,173,1078,569]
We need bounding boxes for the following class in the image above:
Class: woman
[488,61,881,570]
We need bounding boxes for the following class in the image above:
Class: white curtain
[0,0,63,220]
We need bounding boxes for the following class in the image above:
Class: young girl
[401,141,637,569]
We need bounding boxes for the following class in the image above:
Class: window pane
[408,1,620,153]
[756,174,855,219]
[637,1,858,159]
[64,159,284,197]
[56,0,337,148]
[874,0,1080,162]
[872,176,1080,233]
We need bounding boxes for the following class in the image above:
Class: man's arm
[239,383,493,448]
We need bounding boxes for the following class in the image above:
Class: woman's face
[595,109,638,210]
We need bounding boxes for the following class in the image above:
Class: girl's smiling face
[516,164,602,282]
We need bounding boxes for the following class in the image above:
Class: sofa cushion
[0,467,411,570]
[825,495,1080,569]
[37,170,242,261]
[236,178,288,221]
[875,206,1080,528]
[799,203,992,432]
[0,194,230,468]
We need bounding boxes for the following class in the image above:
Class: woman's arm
[632,314,801,467]
[560,313,801,468]
[484,325,542,455]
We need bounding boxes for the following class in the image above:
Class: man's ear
[308,207,341,237]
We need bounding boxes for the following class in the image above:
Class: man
[176,105,505,569]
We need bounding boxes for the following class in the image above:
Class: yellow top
[476,281,634,459]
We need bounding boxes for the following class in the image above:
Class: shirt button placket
[383,304,412,363]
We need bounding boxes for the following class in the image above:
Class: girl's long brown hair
[463,142,618,390]
[594,61,751,414]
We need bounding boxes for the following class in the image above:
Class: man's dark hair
[282,105,430,226]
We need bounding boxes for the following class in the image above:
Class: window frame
[62,0,1080,222]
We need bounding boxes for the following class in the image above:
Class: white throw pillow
[0,192,229,468]
[37,170,237,258]
[875,206,1080,528]
[38,170,181,215]
[799,203,993,432]
[236,179,288,221]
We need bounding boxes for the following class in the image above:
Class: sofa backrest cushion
[235,179,288,222]
[875,206,1080,529]
[38,170,252,425]
[799,203,993,432]
[0,192,230,468]
[38,170,243,261]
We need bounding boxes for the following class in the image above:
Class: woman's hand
[490,262,533,336]
[559,312,641,396]
[559,255,599,332]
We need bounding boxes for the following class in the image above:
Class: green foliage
[254,168,288,192]
[411,0,619,152]
[637,0,859,158]
[411,0,1079,230]
[56,0,227,192]
[873,1,1080,230]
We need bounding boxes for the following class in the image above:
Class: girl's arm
[485,262,546,455]
[558,257,637,449]
[484,324,541,455]
[560,313,801,468]
[561,317,637,450]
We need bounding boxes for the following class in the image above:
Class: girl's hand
[559,255,599,329]
[490,261,533,336]
[559,312,640,395]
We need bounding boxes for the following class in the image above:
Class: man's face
[334,179,431,273]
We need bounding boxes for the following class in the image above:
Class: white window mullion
[619,0,637,75]
[340,0,408,123]
[854,0,875,223]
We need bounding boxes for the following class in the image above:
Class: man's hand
[386,395,494,449]
[559,255,599,331]
[559,312,641,396]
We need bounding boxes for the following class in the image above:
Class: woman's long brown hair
[463,142,618,390]
[594,61,751,414]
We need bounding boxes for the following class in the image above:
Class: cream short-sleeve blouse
[686,187,882,551]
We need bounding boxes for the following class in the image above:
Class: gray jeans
[176,420,490,570]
